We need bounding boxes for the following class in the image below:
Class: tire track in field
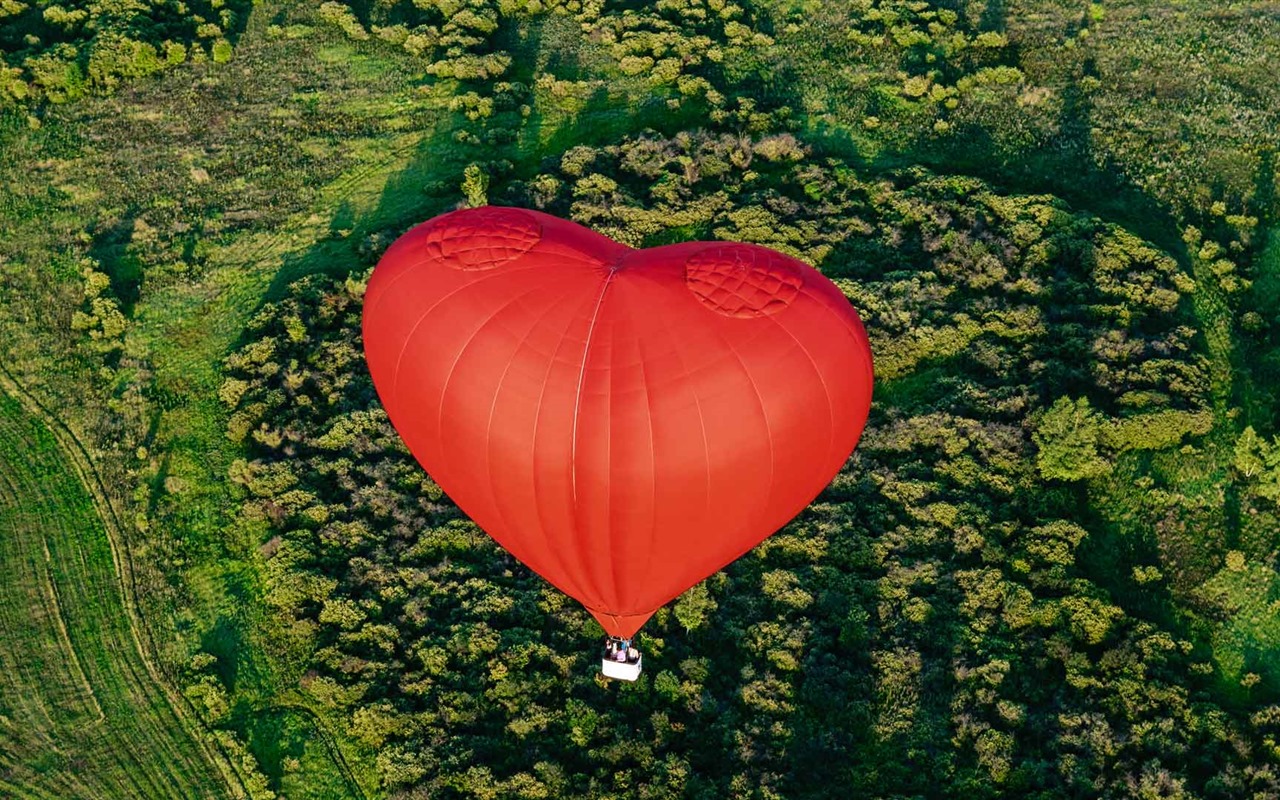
[0,15,453,799]
[205,128,428,283]
[0,466,91,800]
[271,698,372,800]
[0,398,186,799]
[0,373,242,799]
[126,128,436,800]
[0,404,157,798]
[0,466,66,740]
[130,119,451,800]
[16,409,175,793]
[0,775,69,800]
[38,536,107,725]
[141,125,432,407]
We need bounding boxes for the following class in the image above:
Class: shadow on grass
[1239,150,1280,430]
[87,209,145,315]
[234,705,363,800]
[246,26,709,320]
[202,613,248,691]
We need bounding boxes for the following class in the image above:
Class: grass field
[236,703,368,800]
[0,377,237,798]
[0,4,465,790]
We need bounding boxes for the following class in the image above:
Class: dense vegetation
[1,0,1279,798]
[216,136,1263,797]
[0,0,249,101]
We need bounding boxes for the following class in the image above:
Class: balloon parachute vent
[424,207,542,271]
[685,245,803,318]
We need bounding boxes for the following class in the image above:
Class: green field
[0,377,235,799]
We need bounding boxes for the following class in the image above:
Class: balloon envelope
[362,207,873,637]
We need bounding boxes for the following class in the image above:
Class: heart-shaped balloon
[363,207,873,637]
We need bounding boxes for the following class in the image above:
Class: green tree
[1234,426,1267,478]
[462,162,489,207]
[1033,397,1112,481]
[672,582,717,632]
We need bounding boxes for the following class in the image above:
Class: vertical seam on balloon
[634,294,660,616]
[800,282,875,389]
[706,322,777,561]
[364,249,440,319]
[384,264,547,402]
[771,287,845,466]
[676,288,869,592]
[427,281,565,502]
[604,284,650,614]
[527,286,611,607]
[600,300,620,612]
[478,282,587,594]
[569,271,615,509]
[841,298,876,398]
[567,269,616,607]
[625,269,713,604]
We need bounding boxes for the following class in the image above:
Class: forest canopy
[211,132,1258,796]
[0,0,248,101]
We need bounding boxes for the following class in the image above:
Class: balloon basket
[601,653,643,682]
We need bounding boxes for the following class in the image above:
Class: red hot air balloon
[362,206,873,649]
